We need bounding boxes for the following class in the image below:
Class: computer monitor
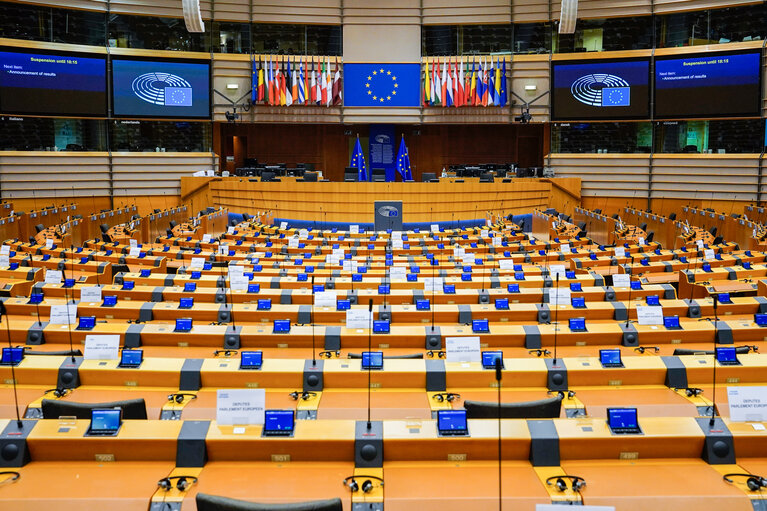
[472,319,489,333]
[437,409,469,437]
[461,273,472,281]
[175,318,193,332]
[570,282,582,292]
[373,320,390,334]
[495,298,509,310]
[273,320,290,333]
[443,284,455,294]
[755,313,767,327]
[569,317,587,332]
[571,297,586,309]
[263,410,295,437]
[247,283,260,293]
[77,316,96,330]
[119,349,143,368]
[646,295,660,306]
[190,271,202,280]
[0,347,24,366]
[507,284,520,293]
[88,408,122,436]
[28,293,44,305]
[102,295,118,307]
[240,351,263,370]
[378,284,390,295]
[716,347,739,366]
[514,272,525,281]
[184,282,197,292]
[122,281,135,290]
[607,407,641,434]
[63,278,75,288]
[416,299,430,310]
[139,268,151,278]
[482,351,504,369]
[664,316,681,329]
[257,299,272,310]
[336,299,351,311]
[361,351,383,370]
[630,281,642,290]
[599,349,623,368]
[179,297,194,309]
[717,293,732,304]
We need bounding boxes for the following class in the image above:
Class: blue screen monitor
[336,299,351,311]
[571,297,586,309]
[257,299,272,310]
[495,298,509,310]
[119,349,143,368]
[589,253,597,260]
[184,282,197,292]
[462,265,472,273]
[472,319,489,333]
[0,347,23,366]
[630,281,642,290]
[0,48,107,116]
[102,295,117,307]
[416,299,430,310]
[28,293,44,305]
[437,410,468,436]
[352,274,363,282]
[373,320,390,334]
[312,285,324,293]
[744,262,752,270]
[179,297,194,309]
[112,58,210,118]
[482,350,503,369]
[717,293,732,304]
[247,283,261,294]
[716,347,739,365]
[63,278,75,288]
[565,271,576,279]
[273,319,290,333]
[570,282,582,292]
[361,351,384,370]
[89,409,121,435]
[755,313,767,326]
[122,280,135,290]
[263,410,295,437]
[702,263,712,273]
[77,316,96,330]
[507,284,520,293]
[607,407,641,434]
[646,295,660,306]
[443,284,455,294]
[664,315,681,329]
[240,350,263,370]
[175,318,193,332]
[378,285,390,295]
[410,267,420,274]
[407,273,418,282]
[190,271,202,280]
[9,262,18,270]
[42,254,50,261]
[600,349,623,368]
[461,273,472,281]
[514,272,525,281]
[569,317,587,332]
[139,268,151,277]
[297,273,307,282]
[80,256,90,265]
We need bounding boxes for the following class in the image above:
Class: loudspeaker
[559,0,578,34]
[182,0,205,33]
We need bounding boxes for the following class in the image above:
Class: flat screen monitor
[240,350,263,370]
[102,295,118,307]
[481,350,503,369]
[599,349,623,368]
[373,320,390,334]
[716,347,739,365]
[495,298,509,310]
[654,51,762,118]
[570,282,582,292]
[607,407,641,434]
[247,283,260,293]
[630,281,642,290]
[571,297,586,309]
[139,269,151,278]
[646,295,660,306]
[472,319,489,333]
[273,319,290,333]
[175,318,193,332]
[179,297,194,309]
[122,280,135,290]
[443,284,455,294]
[416,299,430,310]
[257,299,272,310]
[190,271,202,280]
[0,48,106,116]
[717,293,732,304]
[112,58,210,118]
[184,282,197,293]
[119,349,143,368]
[755,313,767,326]
[28,293,44,305]
[88,408,122,436]
[336,299,351,311]
[0,347,24,365]
[437,409,468,436]
[507,284,520,293]
[361,351,383,370]
[77,316,96,330]
[552,58,650,120]
[569,317,587,332]
[263,410,295,437]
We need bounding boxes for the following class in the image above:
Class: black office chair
[464,395,563,419]
[421,172,437,182]
[302,172,318,182]
[196,494,343,511]
[261,171,275,182]
[34,224,45,233]
[371,168,386,182]
[639,222,648,232]
[646,231,654,243]
[344,168,359,182]
[479,172,494,183]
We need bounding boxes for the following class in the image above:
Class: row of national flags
[251,57,341,106]
[423,57,507,107]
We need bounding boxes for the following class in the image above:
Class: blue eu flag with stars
[602,87,630,106]
[350,137,367,181]
[343,64,421,107]
[396,136,413,181]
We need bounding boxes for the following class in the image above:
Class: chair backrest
[422,172,436,182]
[41,398,148,420]
[344,168,358,181]
[371,168,386,182]
[303,171,318,182]
[464,395,562,419]
[196,493,343,511]
[261,171,275,182]
[479,172,494,183]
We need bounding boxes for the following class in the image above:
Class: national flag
[267,59,274,105]
[332,62,342,105]
[326,59,332,106]
[440,59,447,107]
[251,55,257,104]
[481,58,489,106]
[291,59,299,105]
[298,59,306,104]
[476,60,484,106]
[457,57,465,107]
[499,59,508,107]
[278,62,287,106]
[469,60,477,106]
[396,135,413,181]
[350,136,367,182]
[487,57,495,106]
[257,57,265,102]
[310,61,317,104]
[432,59,441,106]
[320,60,328,106]
[493,57,502,106]
[285,59,293,107]
[423,59,431,107]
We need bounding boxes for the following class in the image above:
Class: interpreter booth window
[251,24,341,56]
[654,120,765,154]
[553,17,653,53]
[513,23,552,54]
[551,122,652,154]
[210,22,250,54]
[422,26,458,56]
[0,117,106,152]
[110,121,212,153]
[306,25,342,56]
[107,14,207,52]
[656,4,767,47]
[0,1,106,46]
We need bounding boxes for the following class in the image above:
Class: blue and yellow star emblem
[365,67,398,104]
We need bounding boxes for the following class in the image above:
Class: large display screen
[655,51,761,118]
[551,58,650,120]
[0,48,106,116]
[112,58,210,118]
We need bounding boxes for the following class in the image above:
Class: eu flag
[350,137,367,181]
[602,87,630,106]
[343,63,421,107]
[396,136,413,181]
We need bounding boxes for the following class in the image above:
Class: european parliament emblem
[344,63,421,107]
[132,72,193,107]
[570,73,630,107]
[602,87,630,106]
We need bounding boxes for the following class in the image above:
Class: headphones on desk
[319,350,340,359]
[0,471,20,484]
[157,475,198,492]
[44,388,71,398]
[546,475,586,493]
[289,391,317,401]
[528,349,551,358]
[432,392,460,403]
[426,350,445,359]
[167,393,197,404]
[675,387,704,397]
[343,475,384,493]
[547,390,575,400]
[633,346,660,354]
[723,473,767,492]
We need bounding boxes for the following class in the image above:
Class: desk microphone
[710,295,720,426]
[348,242,354,295]
[625,255,634,328]
[552,273,560,365]
[1,302,22,428]
[367,298,373,430]
[60,267,77,363]
[495,356,503,511]
[311,275,317,366]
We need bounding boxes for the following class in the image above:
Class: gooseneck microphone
[495,356,503,511]
[367,298,374,430]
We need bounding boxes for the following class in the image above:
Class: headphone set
[44,388,71,398]
[343,475,384,494]
[320,350,340,359]
[723,473,767,491]
[289,391,317,401]
[157,475,198,492]
[426,350,445,359]
[167,393,197,404]
[213,350,238,357]
[547,390,576,400]
[0,471,20,484]
[528,349,551,358]
[675,387,704,397]
[546,475,586,493]
[432,392,460,403]
[633,346,660,354]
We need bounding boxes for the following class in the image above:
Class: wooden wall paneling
[551,0,653,20]
[651,155,760,202]
[13,0,107,11]
[212,55,252,123]
[548,154,651,198]
[251,0,342,24]
[214,0,249,21]
[512,0,552,22]
[0,152,110,199]
[422,0,511,24]
[510,56,551,123]
[111,152,217,201]
[652,0,761,15]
